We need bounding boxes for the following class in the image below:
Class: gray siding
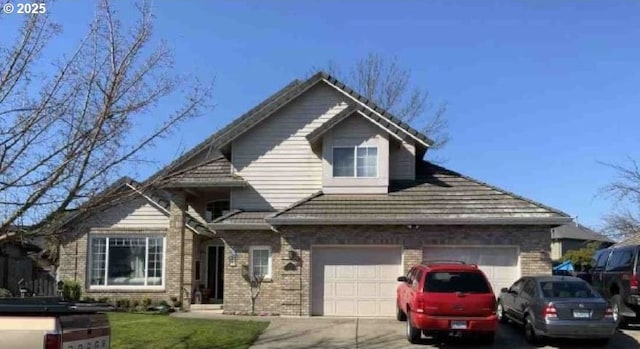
[389,139,415,180]
[84,197,169,229]
[322,114,389,194]
[231,84,349,210]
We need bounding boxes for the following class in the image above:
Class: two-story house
[57,72,572,316]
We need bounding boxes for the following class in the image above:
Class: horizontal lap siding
[232,84,349,210]
[84,198,169,229]
[390,140,415,180]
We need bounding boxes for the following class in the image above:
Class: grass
[108,312,269,349]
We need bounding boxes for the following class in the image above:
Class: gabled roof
[551,223,614,243]
[305,104,420,144]
[266,161,572,225]
[62,177,213,236]
[149,71,434,184]
[160,156,246,188]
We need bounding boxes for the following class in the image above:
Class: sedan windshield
[424,271,490,293]
[539,281,597,298]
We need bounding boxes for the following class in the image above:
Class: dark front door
[207,245,224,302]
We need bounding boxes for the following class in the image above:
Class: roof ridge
[422,161,570,217]
[267,191,324,219]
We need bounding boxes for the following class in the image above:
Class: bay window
[90,236,165,288]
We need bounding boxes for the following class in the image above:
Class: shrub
[98,297,110,304]
[116,298,131,311]
[142,298,152,309]
[0,288,12,298]
[62,280,82,301]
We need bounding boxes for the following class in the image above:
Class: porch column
[167,191,193,309]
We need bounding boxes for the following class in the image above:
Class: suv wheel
[396,303,407,322]
[611,294,628,328]
[406,310,421,344]
[496,301,508,324]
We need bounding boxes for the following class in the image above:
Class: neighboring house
[57,72,572,316]
[550,223,614,261]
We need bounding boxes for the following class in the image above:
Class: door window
[522,279,535,298]
[509,278,525,294]
[593,250,609,272]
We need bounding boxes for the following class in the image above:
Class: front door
[207,245,224,302]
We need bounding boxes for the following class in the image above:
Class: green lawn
[108,313,269,349]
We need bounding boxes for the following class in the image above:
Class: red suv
[396,261,498,344]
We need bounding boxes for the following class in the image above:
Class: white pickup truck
[0,297,111,349]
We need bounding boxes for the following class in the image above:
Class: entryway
[206,245,224,303]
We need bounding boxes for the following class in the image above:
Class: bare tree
[602,159,640,240]
[323,53,448,149]
[242,265,266,315]
[0,0,212,241]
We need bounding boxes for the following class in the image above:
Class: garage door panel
[312,246,401,316]
[423,246,519,297]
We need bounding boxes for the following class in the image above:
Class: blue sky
[4,1,640,231]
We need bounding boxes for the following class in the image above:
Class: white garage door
[423,246,519,296]
[312,246,402,316]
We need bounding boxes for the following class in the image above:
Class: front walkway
[174,312,640,349]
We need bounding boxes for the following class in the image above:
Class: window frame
[88,235,166,290]
[332,146,379,178]
[249,245,273,280]
[205,199,231,222]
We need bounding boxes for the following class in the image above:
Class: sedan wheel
[524,316,539,344]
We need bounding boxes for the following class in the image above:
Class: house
[550,223,614,262]
[57,72,572,316]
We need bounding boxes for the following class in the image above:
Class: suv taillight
[543,303,558,320]
[415,294,425,313]
[44,333,61,349]
[631,274,638,292]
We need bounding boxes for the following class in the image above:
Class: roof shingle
[160,156,245,188]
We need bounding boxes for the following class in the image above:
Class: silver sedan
[496,275,616,346]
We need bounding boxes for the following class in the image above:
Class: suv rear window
[540,281,597,298]
[424,271,490,293]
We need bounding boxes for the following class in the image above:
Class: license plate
[573,310,591,318]
[451,320,467,329]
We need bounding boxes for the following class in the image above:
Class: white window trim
[88,235,166,291]
[249,245,272,280]
[332,146,379,178]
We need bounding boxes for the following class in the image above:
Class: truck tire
[611,294,628,329]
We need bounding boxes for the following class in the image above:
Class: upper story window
[333,146,378,178]
[205,200,230,222]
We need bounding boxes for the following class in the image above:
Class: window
[412,271,422,290]
[606,248,634,272]
[424,271,491,293]
[594,250,610,271]
[206,200,230,222]
[540,281,597,299]
[89,236,164,288]
[249,246,272,279]
[522,279,536,298]
[332,146,378,177]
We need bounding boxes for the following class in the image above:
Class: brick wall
[218,224,551,316]
[57,191,194,308]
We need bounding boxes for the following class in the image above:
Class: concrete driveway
[250,317,640,349]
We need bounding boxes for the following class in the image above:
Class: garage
[423,246,519,296]
[311,246,402,316]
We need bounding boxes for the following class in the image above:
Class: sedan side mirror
[397,276,408,283]
[500,287,509,294]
